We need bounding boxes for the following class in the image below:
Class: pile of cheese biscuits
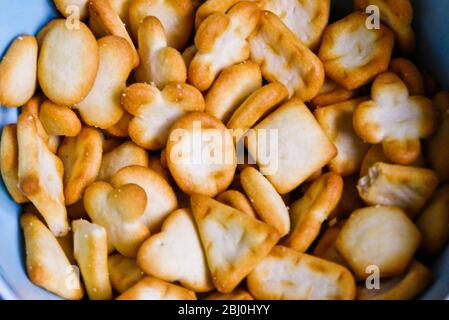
[0,0,448,300]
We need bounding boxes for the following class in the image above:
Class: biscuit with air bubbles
[58,127,103,205]
[416,186,449,258]
[191,194,280,293]
[240,167,290,236]
[38,19,98,106]
[227,82,288,142]
[129,0,194,50]
[318,12,394,90]
[258,0,330,50]
[98,141,149,182]
[206,289,254,300]
[336,206,421,279]
[354,73,436,165]
[0,35,37,107]
[21,213,83,300]
[356,260,432,300]
[426,92,449,182]
[354,0,416,53]
[315,97,370,176]
[1,124,28,203]
[250,11,324,100]
[357,162,438,218]
[311,78,358,108]
[111,165,178,232]
[216,190,256,217]
[135,16,187,89]
[84,181,150,257]
[116,276,197,300]
[284,173,343,252]
[39,100,81,137]
[205,61,262,123]
[247,246,356,300]
[390,58,425,95]
[166,112,236,197]
[73,219,112,300]
[89,0,139,67]
[108,253,144,293]
[246,99,337,194]
[17,111,69,236]
[121,82,205,151]
[189,2,260,91]
[74,36,135,129]
[137,208,213,292]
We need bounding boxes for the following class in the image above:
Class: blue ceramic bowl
[0,0,448,300]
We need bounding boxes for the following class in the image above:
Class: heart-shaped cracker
[21,213,83,300]
[191,194,280,293]
[84,181,150,257]
[17,110,69,236]
[57,127,103,205]
[137,208,214,292]
[121,82,205,150]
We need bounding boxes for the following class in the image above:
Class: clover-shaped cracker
[247,246,356,300]
[74,36,135,129]
[191,194,280,293]
[335,206,421,279]
[21,213,84,300]
[121,82,205,150]
[189,1,260,91]
[246,99,336,194]
[116,276,197,300]
[358,162,439,218]
[135,16,187,88]
[205,61,262,123]
[353,73,436,165]
[137,208,213,292]
[1,124,28,203]
[356,260,432,300]
[319,12,394,90]
[111,165,178,232]
[17,111,69,236]
[249,11,324,100]
[108,253,144,293]
[98,141,149,182]
[38,19,99,106]
[129,0,194,50]
[240,167,290,236]
[39,100,82,137]
[416,186,449,258]
[427,92,449,182]
[89,0,139,67]
[258,0,330,50]
[0,35,37,107]
[314,97,370,176]
[57,127,103,205]
[105,112,132,138]
[355,0,415,53]
[84,181,150,257]
[284,173,343,253]
[73,219,112,300]
[166,112,236,197]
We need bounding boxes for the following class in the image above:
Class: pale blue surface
[0,0,448,300]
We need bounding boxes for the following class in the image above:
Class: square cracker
[246,99,336,194]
